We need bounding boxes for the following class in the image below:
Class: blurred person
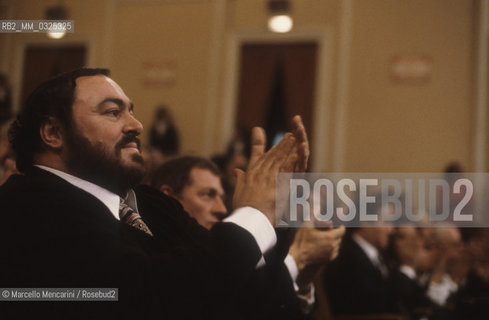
[389,225,442,319]
[212,146,249,213]
[425,225,463,307]
[212,127,251,213]
[323,200,399,316]
[439,162,473,226]
[148,105,180,156]
[450,228,489,320]
[139,146,165,186]
[0,68,311,319]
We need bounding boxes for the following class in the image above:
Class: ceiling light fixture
[267,0,293,33]
[44,3,68,39]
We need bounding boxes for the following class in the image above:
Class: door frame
[220,30,333,171]
[11,37,95,114]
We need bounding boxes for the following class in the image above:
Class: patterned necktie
[119,198,153,236]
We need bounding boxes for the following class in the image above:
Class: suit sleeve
[136,185,310,319]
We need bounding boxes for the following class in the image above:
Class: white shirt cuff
[284,254,299,291]
[224,206,277,254]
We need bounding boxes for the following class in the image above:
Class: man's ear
[39,117,63,150]
[159,185,175,197]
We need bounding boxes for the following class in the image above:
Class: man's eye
[107,110,120,117]
[200,190,217,199]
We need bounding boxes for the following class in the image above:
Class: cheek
[196,201,214,216]
[81,123,121,146]
[183,198,208,217]
[191,200,216,221]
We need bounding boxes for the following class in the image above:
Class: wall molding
[474,0,489,172]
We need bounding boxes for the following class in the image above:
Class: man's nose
[212,198,227,219]
[124,112,143,134]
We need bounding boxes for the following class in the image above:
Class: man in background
[323,200,398,316]
[151,155,346,315]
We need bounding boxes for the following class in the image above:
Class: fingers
[261,133,296,172]
[331,246,340,260]
[248,127,266,167]
[278,137,299,173]
[248,115,309,173]
[292,115,308,147]
[313,219,333,229]
[231,168,245,208]
[296,141,309,172]
[291,115,310,171]
[331,225,346,238]
[234,168,245,182]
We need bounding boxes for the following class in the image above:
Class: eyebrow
[97,98,134,112]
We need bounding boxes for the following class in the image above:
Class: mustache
[116,133,141,151]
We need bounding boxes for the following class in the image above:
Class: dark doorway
[236,43,317,158]
[20,45,86,108]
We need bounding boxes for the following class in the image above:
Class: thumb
[234,168,245,181]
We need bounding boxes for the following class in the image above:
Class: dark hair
[150,155,221,195]
[9,68,110,173]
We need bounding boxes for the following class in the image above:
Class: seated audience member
[323,200,399,316]
[425,225,463,307]
[212,147,249,213]
[151,155,346,315]
[139,146,166,186]
[449,228,489,320]
[389,225,443,320]
[151,156,227,229]
[148,105,180,156]
[0,68,310,320]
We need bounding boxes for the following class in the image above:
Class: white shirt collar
[35,165,129,220]
[399,264,417,280]
[352,233,381,266]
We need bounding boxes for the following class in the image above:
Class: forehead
[73,75,130,106]
[188,168,223,191]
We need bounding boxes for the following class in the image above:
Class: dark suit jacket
[389,268,441,320]
[323,235,399,315]
[0,167,304,320]
[449,270,489,320]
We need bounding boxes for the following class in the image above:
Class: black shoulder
[134,184,185,212]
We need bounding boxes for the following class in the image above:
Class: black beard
[65,128,146,196]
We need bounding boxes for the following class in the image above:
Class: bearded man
[0,68,310,320]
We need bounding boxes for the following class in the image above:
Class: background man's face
[177,168,227,230]
[66,75,145,194]
[359,226,394,250]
